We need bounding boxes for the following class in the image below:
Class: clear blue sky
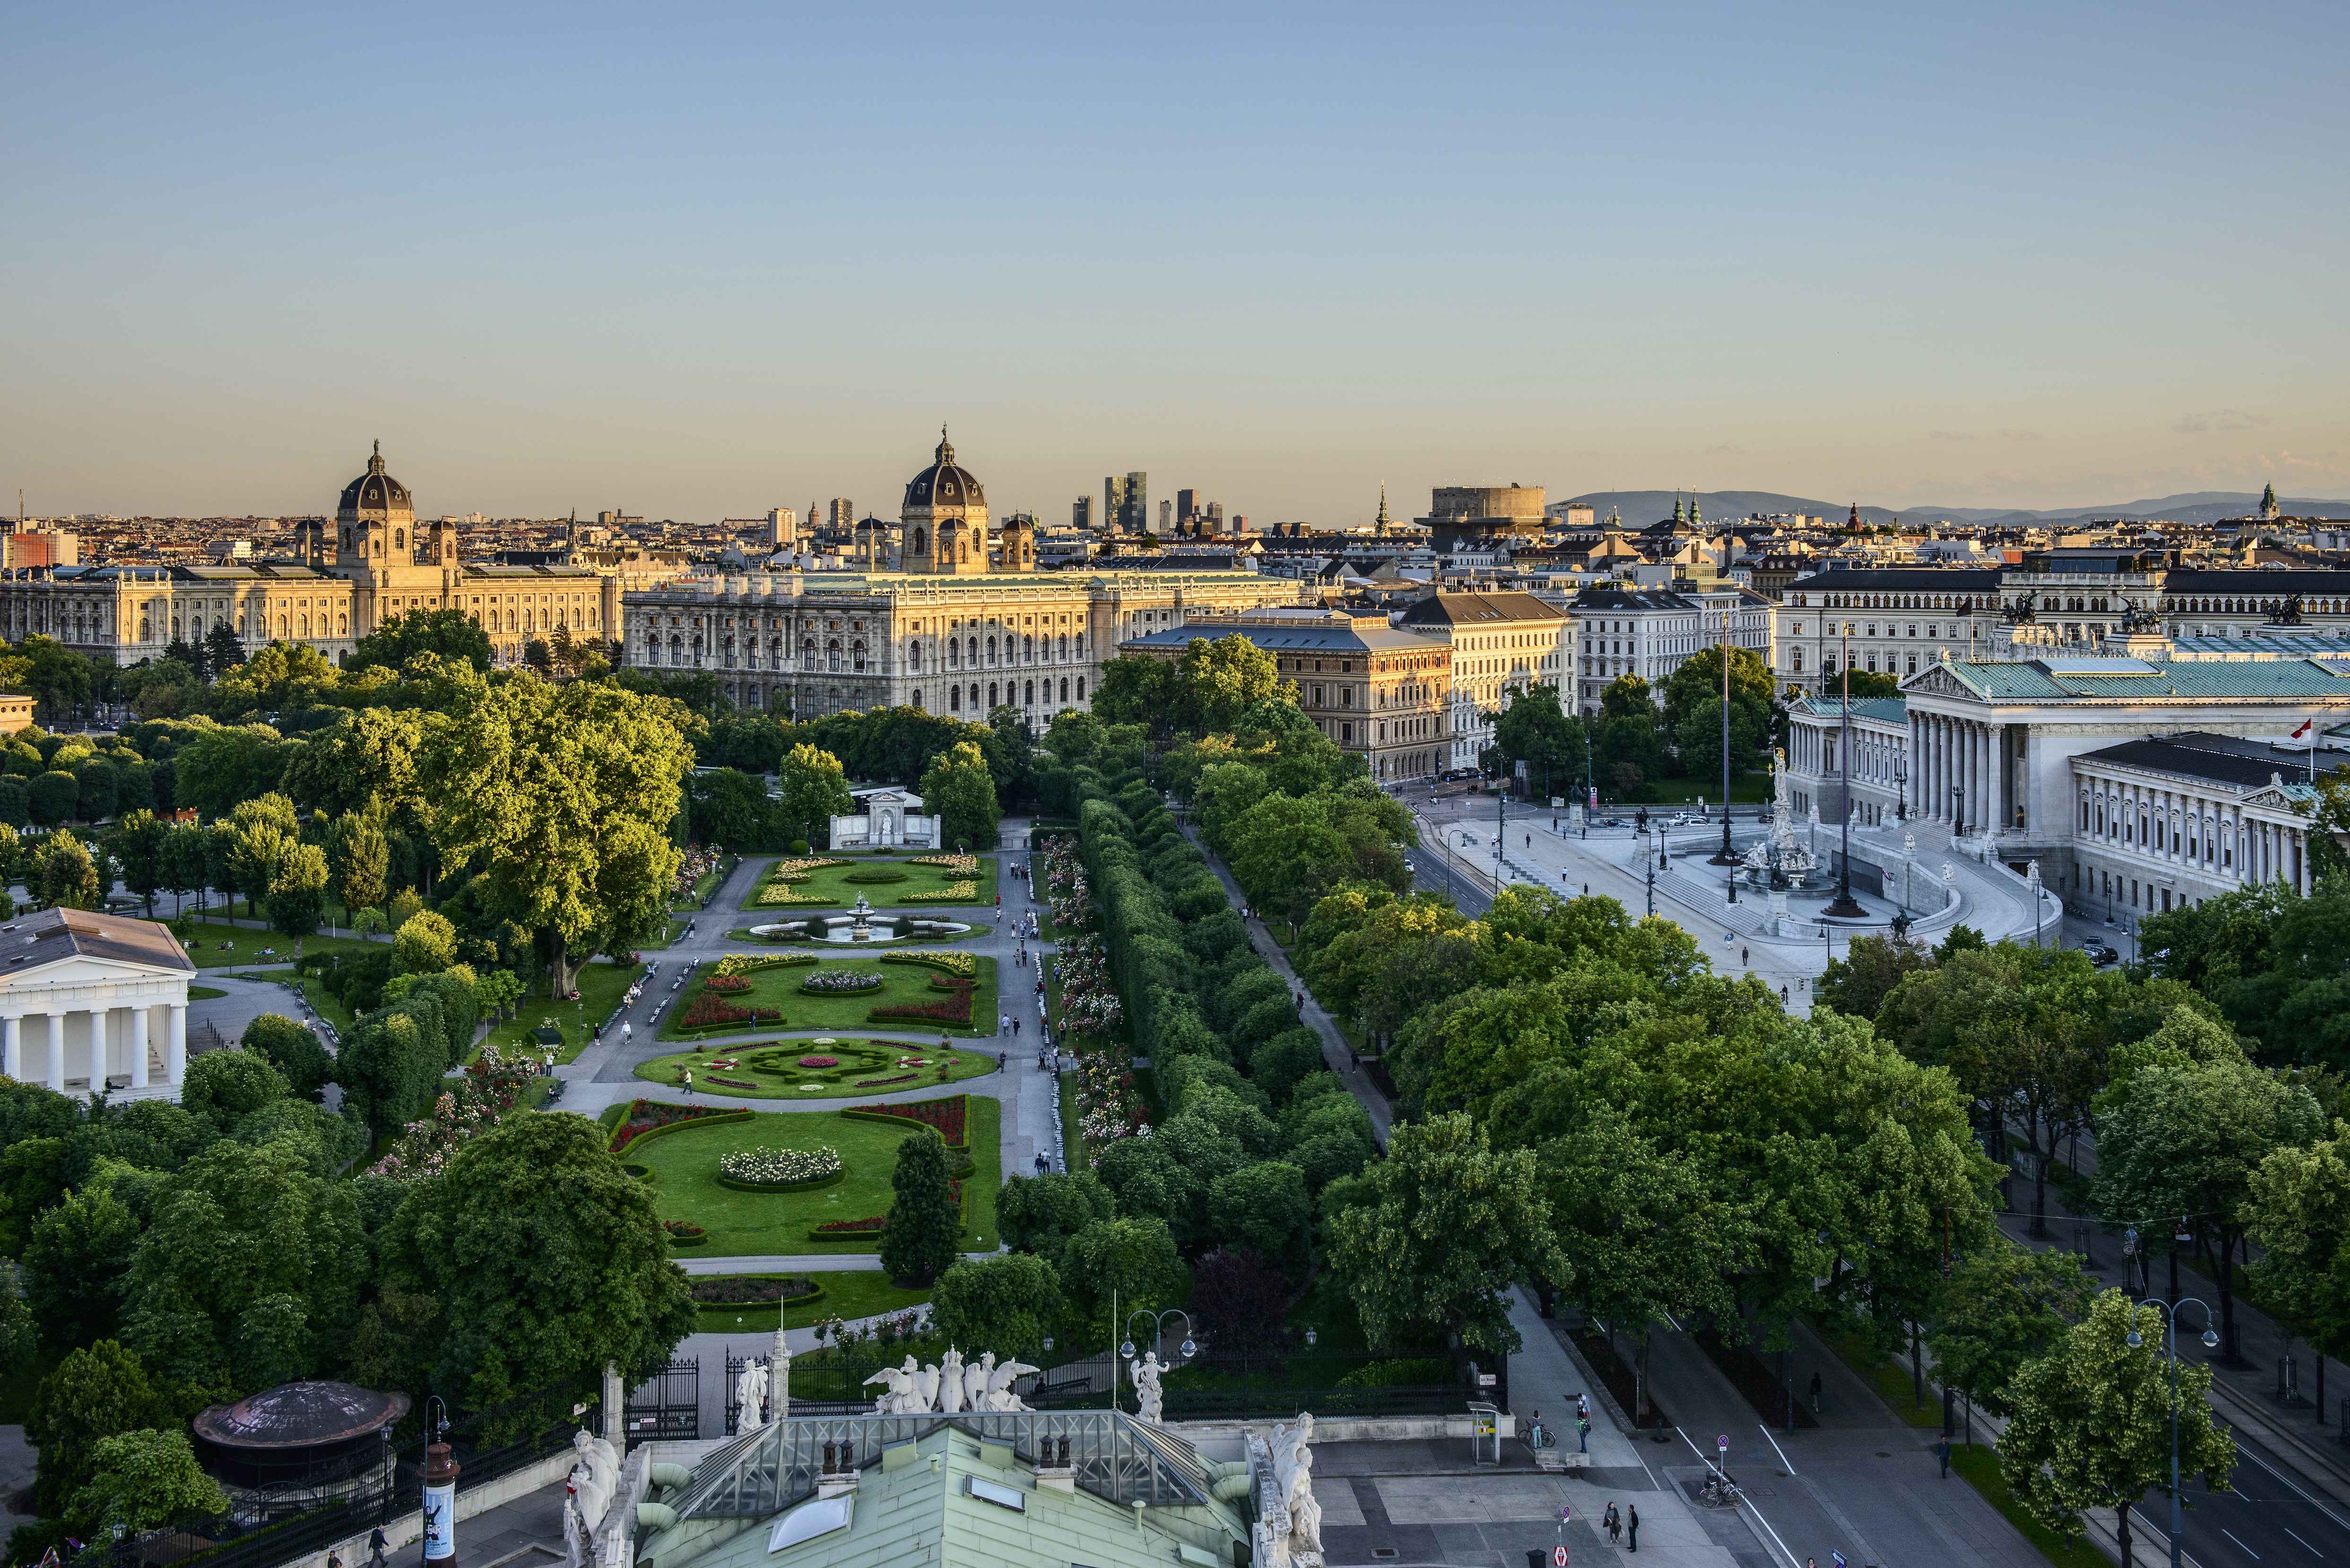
[4,1,2343,523]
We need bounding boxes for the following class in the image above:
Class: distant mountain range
[1556,490,2350,531]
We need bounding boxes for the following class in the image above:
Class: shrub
[688,1276,819,1306]
[844,869,908,884]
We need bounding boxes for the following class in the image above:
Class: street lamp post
[1952,783,1965,840]
[1711,607,1738,867]
[1896,758,1908,821]
[2126,1298,2221,1568]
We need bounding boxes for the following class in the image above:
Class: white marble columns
[1,1002,187,1094]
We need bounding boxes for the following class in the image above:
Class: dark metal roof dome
[337,441,414,520]
[902,428,984,511]
[193,1381,412,1450]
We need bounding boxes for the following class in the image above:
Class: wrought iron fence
[626,1358,701,1443]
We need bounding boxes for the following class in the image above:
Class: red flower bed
[812,1179,963,1236]
[846,1094,967,1146]
[869,985,972,1026]
[678,993,784,1032]
[703,974,752,994]
[610,1099,736,1153]
[855,1074,921,1088]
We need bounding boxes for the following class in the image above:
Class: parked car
[2083,943,2121,965]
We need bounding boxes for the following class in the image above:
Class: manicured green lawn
[225,970,358,1037]
[723,924,983,947]
[741,856,1000,912]
[173,922,386,970]
[634,1095,1000,1256]
[1950,1444,2109,1568]
[658,955,999,1041]
[477,956,639,1066]
[633,1037,1002,1096]
[1630,773,1771,808]
[187,985,226,1001]
[693,1270,935,1334]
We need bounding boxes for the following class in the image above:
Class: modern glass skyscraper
[1104,472,1147,533]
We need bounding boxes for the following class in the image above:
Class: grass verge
[1829,1331,1943,1429]
[1950,1444,2111,1568]
[474,954,638,1066]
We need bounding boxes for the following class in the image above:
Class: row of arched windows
[945,677,1083,713]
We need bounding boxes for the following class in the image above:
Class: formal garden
[740,853,997,910]
[658,949,999,1040]
[602,1094,999,1256]
[631,1035,1000,1096]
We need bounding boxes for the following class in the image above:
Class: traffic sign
[1717,1434,1730,1451]
[1560,1506,1571,1523]
[1553,1546,1569,1567]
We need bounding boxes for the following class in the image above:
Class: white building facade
[1564,584,1773,718]
[1393,591,1573,770]
[0,907,196,1100]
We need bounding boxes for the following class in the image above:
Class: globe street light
[2125,1297,2220,1568]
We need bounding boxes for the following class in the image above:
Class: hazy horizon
[5,3,2344,525]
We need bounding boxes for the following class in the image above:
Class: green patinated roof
[639,1417,1242,1568]
[1934,656,2350,702]
[1794,695,1908,723]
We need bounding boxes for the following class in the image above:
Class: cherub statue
[937,1347,968,1413]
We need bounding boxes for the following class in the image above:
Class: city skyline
[4,2,2344,520]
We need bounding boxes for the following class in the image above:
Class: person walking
[1013,1017,1022,1039]
[1936,1437,1951,1479]
[1809,1370,1822,1414]
[1626,1505,1638,1553]
[999,1012,1011,1036]
[622,1020,633,1044]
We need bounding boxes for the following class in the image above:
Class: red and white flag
[2292,718,2315,741]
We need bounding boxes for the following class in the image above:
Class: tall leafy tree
[772,743,855,848]
[327,811,390,917]
[24,1340,174,1520]
[32,832,102,910]
[1172,634,1290,733]
[1326,1111,1568,1358]
[929,1253,1064,1363]
[419,672,691,994]
[112,808,169,916]
[1490,684,1581,798]
[201,622,246,678]
[380,1112,694,1414]
[920,740,1002,851]
[2247,1121,2350,1380]
[67,1429,228,1537]
[346,606,494,675]
[879,1128,964,1286]
[1927,1234,2096,1420]
[267,842,330,954]
[1998,1290,2233,1568]
[2095,1053,2323,1361]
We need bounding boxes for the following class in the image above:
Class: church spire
[1375,482,1390,535]
[1672,490,1684,524]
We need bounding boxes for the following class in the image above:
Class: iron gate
[625,1359,700,1443]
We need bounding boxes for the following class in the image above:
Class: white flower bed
[720,1146,842,1185]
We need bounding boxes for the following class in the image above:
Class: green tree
[24,1340,174,1519]
[267,841,330,953]
[1998,1290,2233,1568]
[1172,634,1290,733]
[1660,643,1775,737]
[1205,1161,1314,1278]
[1490,684,1580,797]
[379,1113,694,1414]
[1834,668,1904,700]
[393,908,458,975]
[123,1140,368,1394]
[1600,674,1652,719]
[1327,1111,1568,1358]
[10,636,97,724]
[1816,931,1931,1022]
[2095,1054,2323,1360]
[879,1128,964,1285]
[1927,1235,2096,1420]
[1058,1216,1185,1333]
[27,770,79,827]
[996,1170,1118,1271]
[418,672,692,994]
[1674,693,1768,782]
[202,622,245,678]
[346,606,494,675]
[1594,710,1667,800]
[173,725,287,819]
[929,1253,1065,1363]
[328,811,390,918]
[113,808,169,916]
[69,1429,228,1536]
[1089,656,1181,730]
[774,744,855,848]
[22,1185,141,1353]
[33,831,102,909]
[686,768,780,850]
[240,1014,334,1102]
[74,757,118,822]
[335,1009,445,1136]
[2247,1120,2350,1379]
[162,822,209,916]
[920,740,1002,851]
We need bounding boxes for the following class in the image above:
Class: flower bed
[869,985,972,1025]
[767,858,847,881]
[720,1145,844,1187]
[909,854,979,875]
[703,973,753,994]
[902,881,978,903]
[1052,931,1124,1038]
[714,952,816,977]
[855,1073,921,1088]
[677,993,786,1033]
[665,1219,709,1247]
[707,1076,760,1090]
[754,887,837,907]
[608,1099,752,1153]
[841,1094,968,1147]
[807,1180,962,1240]
[880,948,976,979]
[689,1275,822,1307]
[797,1055,839,1068]
[799,969,885,995]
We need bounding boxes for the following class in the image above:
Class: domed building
[901,429,990,575]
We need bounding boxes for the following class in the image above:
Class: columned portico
[0,908,197,1102]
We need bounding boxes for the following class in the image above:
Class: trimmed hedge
[693,1278,826,1310]
[610,1104,755,1154]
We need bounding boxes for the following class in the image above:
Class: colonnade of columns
[1910,711,2012,836]
[1,1003,187,1094]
